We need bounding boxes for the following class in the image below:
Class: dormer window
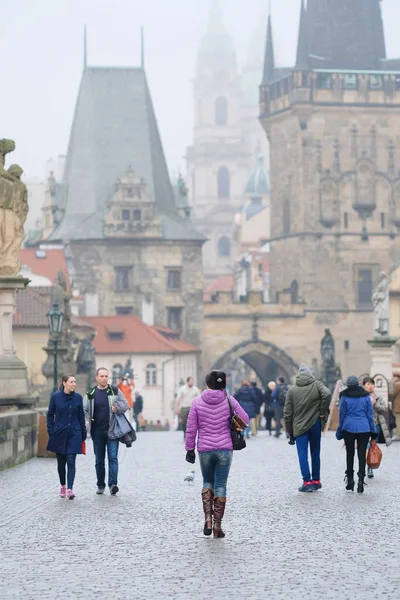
[108,331,124,341]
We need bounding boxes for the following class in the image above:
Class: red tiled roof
[14,287,94,330]
[84,316,200,355]
[14,287,49,328]
[20,248,70,289]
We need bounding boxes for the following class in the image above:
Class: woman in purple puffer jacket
[185,370,248,538]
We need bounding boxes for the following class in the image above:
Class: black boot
[344,470,354,491]
[357,473,366,494]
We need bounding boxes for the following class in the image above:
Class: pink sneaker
[67,489,75,500]
[59,485,67,498]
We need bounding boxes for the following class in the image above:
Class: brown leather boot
[201,488,214,536]
[213,496,226,538]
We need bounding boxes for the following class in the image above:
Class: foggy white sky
[2,0,400,181]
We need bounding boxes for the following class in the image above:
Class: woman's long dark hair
[59,373,74,391]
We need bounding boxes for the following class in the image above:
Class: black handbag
[227,396,247,451]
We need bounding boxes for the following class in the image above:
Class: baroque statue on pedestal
[372,271,390,337]
[0,139,29,276]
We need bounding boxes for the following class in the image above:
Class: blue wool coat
[46,390,87,454]
[234,386,257,419]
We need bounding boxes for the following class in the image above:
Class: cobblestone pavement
[1,431,400,599]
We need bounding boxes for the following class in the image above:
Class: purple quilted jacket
[185,390,249,452]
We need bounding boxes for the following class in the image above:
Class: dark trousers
[92,428,119,488]
[180,407,191,436]
[295,419,321,482]
[265,411,273,433]
[56,453,76,489]
[342,431,370,479]
[274,405,284,436]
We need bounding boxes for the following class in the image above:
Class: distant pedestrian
[133,390,144,432]
[272,376,289,438]
[336,376,376,494]
[234,381,257,438]
[118,375,134,423]
[284,364,331,492]
[84,367,129,496]
[46,374,87,500]
[251,379,264,432]
[264,381,276,435]
[363,377,392,479]
[185,370,248,538]
[176,377,200,440]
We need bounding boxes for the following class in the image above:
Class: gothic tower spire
[296,0,308,69]
[262,7,275,84]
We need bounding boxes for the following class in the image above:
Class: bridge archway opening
[213,340,298,390]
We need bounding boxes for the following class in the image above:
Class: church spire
[296,0,308,69]
[262,7,275,84]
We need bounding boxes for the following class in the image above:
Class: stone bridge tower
[259,0,400,357]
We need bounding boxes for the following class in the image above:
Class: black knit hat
[205,370,226,390]
[346,375,359,388]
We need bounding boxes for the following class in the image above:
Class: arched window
[217,167,230,198]
[218,236,231,257]
[215,97,228,126]
[146,363,157,386]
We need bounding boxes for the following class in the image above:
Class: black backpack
[278,384,289,406]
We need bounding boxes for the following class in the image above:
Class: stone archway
[213,339,298,388]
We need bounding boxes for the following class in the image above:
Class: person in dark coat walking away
[46,374,86,500]
[336,376,376,494]
[264,381,276,435]
[84,367,129,495]
[251,379,264,433]
[234,381,256,438]
[272,376,289,438]
[133,391,144,432]
[185,370,248,538]
[284,364,331,492]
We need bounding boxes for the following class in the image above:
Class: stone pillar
[368,336,398,403]
[0,277,30,398]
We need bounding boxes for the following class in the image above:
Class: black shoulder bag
[227,395,247,451]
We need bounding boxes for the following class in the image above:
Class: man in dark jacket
[250,380,264,434]
[272,376,289,438]
[133,391,144,432]
[84,367,129,495]
[284,364,331,492]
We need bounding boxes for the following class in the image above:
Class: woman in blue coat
[47,374,86,499]
[234,381,257,439]
[336,376,376,494]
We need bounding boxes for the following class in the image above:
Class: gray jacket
[83,385,129,438]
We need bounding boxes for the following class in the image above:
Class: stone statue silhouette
[320,328,335,368]
[76,333,96,375]
[372,271,390,336]
[0,139,29,275]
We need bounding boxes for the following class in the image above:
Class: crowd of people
[45,364,397,538]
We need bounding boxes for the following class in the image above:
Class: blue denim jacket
[338,392,376,435]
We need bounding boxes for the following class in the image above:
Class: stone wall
[0,409,37,471]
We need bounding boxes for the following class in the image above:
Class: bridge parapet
[204,291,306,318]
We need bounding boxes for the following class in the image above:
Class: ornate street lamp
[46,302,64,392]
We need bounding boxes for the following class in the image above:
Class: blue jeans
[92,428,119,488]
[199,450,233,497]
[295,419,321,482]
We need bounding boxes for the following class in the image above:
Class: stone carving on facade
[103,166,156,237]
[372,271,390,337]
[320,328,341,391]
[0,139,29,276]
[319,177,339,227]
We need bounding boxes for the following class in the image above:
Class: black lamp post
[46,302,64,392]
